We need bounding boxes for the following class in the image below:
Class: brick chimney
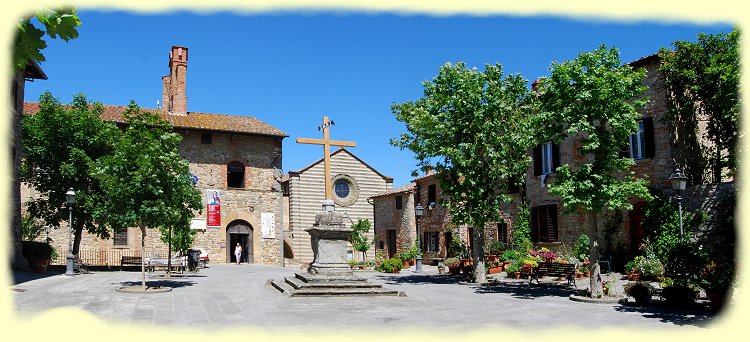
[162,46,188,115]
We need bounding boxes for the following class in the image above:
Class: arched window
[227,161,245,188]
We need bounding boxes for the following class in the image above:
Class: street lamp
[668,168,688,238]
[414,203,424,273]
[65,188,76,276]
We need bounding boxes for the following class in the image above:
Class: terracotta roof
[23,102,287,138]
[412,171,439,183]
[370,183,416,198]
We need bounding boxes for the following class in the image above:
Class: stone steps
[268,272,405,297]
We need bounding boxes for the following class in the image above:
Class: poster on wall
[206,189,221,227]
[261,212,275,238]
[190,218,206,230]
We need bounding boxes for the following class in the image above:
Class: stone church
[283,148,393,263]
[22,46,288,266]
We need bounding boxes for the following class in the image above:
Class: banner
[261,212,275,238]
[206,189,221,227]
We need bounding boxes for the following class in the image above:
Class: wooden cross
[296,116,356,200]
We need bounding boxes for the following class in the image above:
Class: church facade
[284,148,393,263]
[22,46,288,266]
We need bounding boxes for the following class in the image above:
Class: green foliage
[391,62,536,283]
[537,45,652,214]
[659,28,740,179]
[375,257,403,273]
[641,187,705,266]
[350,219,372,259]
[93,101,202,248]
[500,249,520,262]
[447,235,470,259]
[396,244,419,261]
[505,259,522,274]
[444,257,460,267]
[21,241,55,260]
[14,7,81,70]
[21,213,44,241]
[487,241,507,255]
[573,234,590,262]
[624,281,654,303]
[511,203,532,252]
[22,92,119,254]
[624,242,664,280]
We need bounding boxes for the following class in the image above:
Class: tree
[94,102,201,289]
[350,219,371,261]
[659,28,740,183]
[392,62,536,283]
[14,7,81,71]
[22,92,119,255]
[536,45,652,297]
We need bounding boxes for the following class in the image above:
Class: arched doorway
[227,220,253,263]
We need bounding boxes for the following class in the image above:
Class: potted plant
[624,281,654,305]
[506,259,522,279]
[486,241,506,262]
[22,241,56,273]
[579,262,590,277]
[375,257,403,274]
[444,257,461,275]
[699,259,736,311]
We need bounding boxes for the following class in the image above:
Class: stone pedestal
[306,201,352,275]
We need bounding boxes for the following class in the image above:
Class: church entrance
[227,220,253,264]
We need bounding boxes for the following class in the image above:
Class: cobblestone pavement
[10,263,726,332]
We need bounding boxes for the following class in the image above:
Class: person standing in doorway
[234,242,242,264]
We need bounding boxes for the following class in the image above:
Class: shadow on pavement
[118,279,196,289]
[614,302,716,327]
[12,266,66,285]
[474,281,579,299]
[375,274,464,285]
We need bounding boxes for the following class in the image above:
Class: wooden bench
[146,257,186,273]
[529,262,577,288]
[120,256,142,270]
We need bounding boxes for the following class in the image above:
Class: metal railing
[50,249,179,267]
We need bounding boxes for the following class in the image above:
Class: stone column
[306,200,352,275]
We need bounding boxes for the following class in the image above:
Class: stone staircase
[268,272,405,297]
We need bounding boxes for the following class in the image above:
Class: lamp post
[414,203,424,273]
[668,168,688,238]
[65,188,76,276]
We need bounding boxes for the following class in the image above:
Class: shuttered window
[113,228,128,246]
[621,117,655,160]
[531,204,558,243]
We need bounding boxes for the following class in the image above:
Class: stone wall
[372,187,415,259]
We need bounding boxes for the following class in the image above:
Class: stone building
[373,53,733,263]
[22,46,288,266]
[372,171,516,264]
[285,148,393,263]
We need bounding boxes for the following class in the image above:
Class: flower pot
[583,271,590,277]
[707,293,727,311]
[576,273,583,279]
[29,258,50,273]
[402,260,411,269]
[449,266,461,275]
[514,271,521,279]
[627,272,640,281]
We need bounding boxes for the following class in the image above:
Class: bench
[146,257,186,273]
[120,256,143,270]
[529,262,577,288]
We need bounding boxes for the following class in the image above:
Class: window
[424,231,438,252]
[113,228,128,246]
[334,179,350,198]
[534,142,560,176]
[497,222,508,243]
[427,184,437,207]
[531,204,558,243]
[201,133,212,144]
[227,161,245,188]
[623,117,655,160]
[395,195,403,210]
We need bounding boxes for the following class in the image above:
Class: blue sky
[23,10,734,187]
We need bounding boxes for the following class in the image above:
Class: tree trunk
[472,222,486,284]
[140,224,146,290]
[167,225,172,277]
[588,211,603,298]
[73,226,83,256]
